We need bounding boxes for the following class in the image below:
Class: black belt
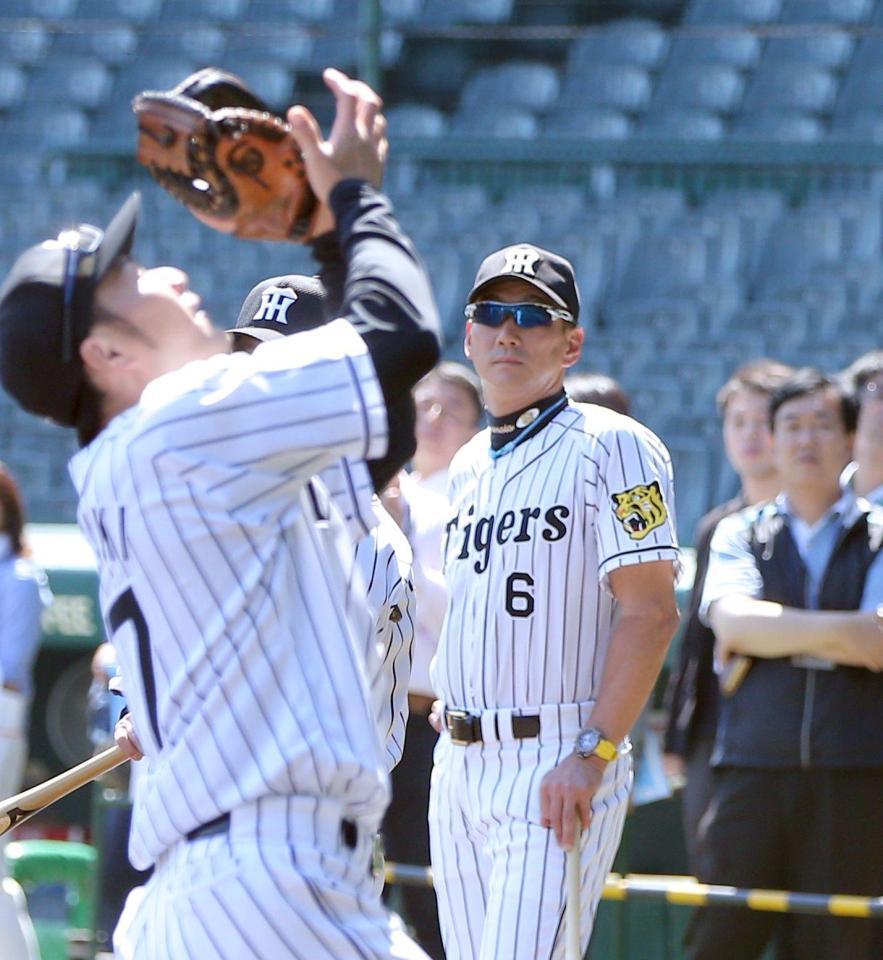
[444,709,540,745]
[186,812,359,850]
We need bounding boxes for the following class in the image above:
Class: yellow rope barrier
[383,863,883,919]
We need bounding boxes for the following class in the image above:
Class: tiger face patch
[611,480,668,541]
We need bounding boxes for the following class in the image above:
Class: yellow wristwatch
[574,727,618,762]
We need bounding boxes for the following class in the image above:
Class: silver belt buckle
[446,708,476,745]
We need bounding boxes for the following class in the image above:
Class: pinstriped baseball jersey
[433,401,679,711]
[69,320,390,871]
[352,499,414,772]
[322,457,414,772]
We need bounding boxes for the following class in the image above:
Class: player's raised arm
[288,69,441,404]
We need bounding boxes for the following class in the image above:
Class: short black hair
[769,367,858,433]
[716,358,795,416]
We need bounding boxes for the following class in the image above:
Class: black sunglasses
[465,301,575,329]
[58,224,103,363]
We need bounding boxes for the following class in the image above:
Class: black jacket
[713,499,883,769]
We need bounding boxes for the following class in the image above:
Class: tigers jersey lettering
[433,402,679,711]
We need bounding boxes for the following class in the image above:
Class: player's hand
[114,714,144,761]
[540,753,604,851]
[287,68,387,206]
[428,699,444,734]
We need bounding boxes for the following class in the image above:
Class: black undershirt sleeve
[319,180,440,490]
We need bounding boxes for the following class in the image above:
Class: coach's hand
[288,68,387,207]
[540,753,604,851]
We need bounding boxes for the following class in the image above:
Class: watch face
[577,729,601,756]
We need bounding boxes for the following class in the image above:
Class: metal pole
[359,0,382,93]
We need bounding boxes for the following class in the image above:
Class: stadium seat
[605,299,702,343]
[566,19,670,71]
[731,110,824,142]
[0,106,89,147]
[421,0,513,24]
[753,210,843,294]
[459,62,560,114]
[779,0,873,24]
[381,0,423,22]
[247,0,327,19]
[667,212,742,280]
[139,24,226,61]
[228,63,295,107]
[601,189,686,233]
[106,58,198,105]
[0,66,26,111]
[651,63,745,113]
[26,58,113,110]
[667,31,760,69]
[684,0,781,25]
[50,24,138,64]
[386,103,447,138]
[224,26,313,68]
[558,65,653,114]
[0,24,50,66]
[801,193,882,260]
[615,233,708,300]
[701,189,785,277]
[836,63,883,113]
[740,63,838,114]
[543,107,633,139]
[23,0,76,14]
[86,0,162,20]
[636,109,725,140]
[450,105,538,139]
[762,32,854,70]
[829,110,883,142]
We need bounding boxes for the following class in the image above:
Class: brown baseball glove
[132,68,319,242]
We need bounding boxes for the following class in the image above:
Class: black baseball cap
[0,192,140,427]
[468,242,581,323]
[232,274,327,342]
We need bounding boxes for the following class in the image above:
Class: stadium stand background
[0,0,881,543]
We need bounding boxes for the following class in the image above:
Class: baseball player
[428,243,681,960]
[0,70,440,960]
[231,273,415,774]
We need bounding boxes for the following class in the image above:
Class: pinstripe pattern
[428,707,632,960]
[350,496,414,773]
[114,796,429,960]
[69,321,391,873]
[320,458,415,771]
[429,402,677,960]
[433,403,678,709]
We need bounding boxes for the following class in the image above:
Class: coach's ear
[464,320,473,360]
[561,324,584,369]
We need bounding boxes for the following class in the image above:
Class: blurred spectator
[840,349,883,503]
[380,362,483,960]
[0,462,50,960]
[565,371,631,415]
[664,359,792,873]
[686,369,883,960]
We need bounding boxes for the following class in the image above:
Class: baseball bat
[0,745,128,839]
[566,819,582,960]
